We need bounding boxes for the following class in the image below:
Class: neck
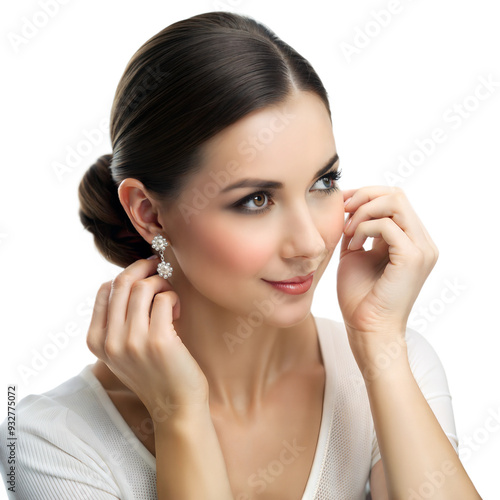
[92,284,322,416]
[173,294,320,412]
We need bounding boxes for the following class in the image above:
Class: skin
[87,90,481,499]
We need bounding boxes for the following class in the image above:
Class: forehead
[179,91,336,200]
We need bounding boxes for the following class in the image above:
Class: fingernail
[147,255,158,260]
[344,197,352,207]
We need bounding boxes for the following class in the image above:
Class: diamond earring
[151,234,173,279]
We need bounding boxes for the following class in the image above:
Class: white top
[0,316,458,499]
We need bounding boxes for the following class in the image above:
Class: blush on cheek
[319,203,345,251]
[188,219,272,277]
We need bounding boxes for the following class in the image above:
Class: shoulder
[314,316,451,388]
[313,315,363,376]
[313,315,368,399]
[0,367,122,498]
[0,366,109,460]
[313,315,350,347]
[2,369,88,432]
[404,327,452,394]
[3,366,101,439]
[313,315,361,371]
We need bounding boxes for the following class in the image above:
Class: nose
[280,201,325,264]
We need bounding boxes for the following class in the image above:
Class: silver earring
[151,234,173,279]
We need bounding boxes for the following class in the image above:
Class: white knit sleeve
[370,328,459,469]
[0,395,123,500]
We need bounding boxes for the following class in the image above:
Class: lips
[264,271,315,284]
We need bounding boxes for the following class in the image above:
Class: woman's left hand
[337,186,439,345]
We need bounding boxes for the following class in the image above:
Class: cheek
[173,195,345,281]
[319,196,345,251]
[177,216,272,278]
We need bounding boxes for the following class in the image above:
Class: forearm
[352,335,481,499]
[153,406,234,500]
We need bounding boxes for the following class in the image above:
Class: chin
[262,300,314,329]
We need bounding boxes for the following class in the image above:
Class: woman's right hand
[86,256,209,422]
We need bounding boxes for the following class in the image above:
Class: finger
[340,212,355,254]
[419,222,439,263]
[107,257,161,333]
[348,218,414,257]
[124,274,175,342]
[343,188,358,204]
[149,291,181,343]
[371,236,389,256]
[344,191,428,245]
[86,281,112,360]
[344,186,402,213]
[400,205,439,261]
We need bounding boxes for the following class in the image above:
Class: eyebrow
[220,153,339,194]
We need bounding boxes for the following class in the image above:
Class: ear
[117,178,170,246]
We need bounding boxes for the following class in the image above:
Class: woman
[0,11,481,500]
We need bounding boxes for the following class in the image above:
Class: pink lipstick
[262,272,314,295]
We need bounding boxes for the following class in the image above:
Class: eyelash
[232,168,342,215]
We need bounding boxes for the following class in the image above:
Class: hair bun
[78,154,151,268]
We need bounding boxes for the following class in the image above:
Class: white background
[1,0,499,498]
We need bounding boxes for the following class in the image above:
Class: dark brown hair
[78,11,332,268]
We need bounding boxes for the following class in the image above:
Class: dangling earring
[151,234,173,279]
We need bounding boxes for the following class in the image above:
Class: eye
[311,169,342,193]
[232,168,342,215]
[235,191,274,214]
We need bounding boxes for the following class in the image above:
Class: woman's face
[160,90,345,327]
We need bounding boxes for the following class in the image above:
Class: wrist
[345,328,410,383]
[146,396,211,429]
[152,402,215,446]
[152,401,234,500]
